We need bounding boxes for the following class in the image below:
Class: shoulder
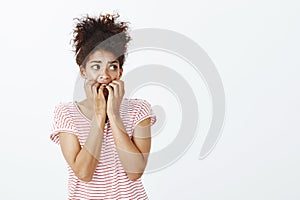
[54,101,74,109]
[122,98,154,118]
[53,101,75,116]
[122,98,151,107]
[121,98,152,114]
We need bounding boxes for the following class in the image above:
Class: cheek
[86,71,99,80]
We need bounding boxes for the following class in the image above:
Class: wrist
[108,112,121,121]
[93,114,106,126]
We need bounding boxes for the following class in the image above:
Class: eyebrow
[90,60,119,64]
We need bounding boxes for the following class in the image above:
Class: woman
[50,13,156,200]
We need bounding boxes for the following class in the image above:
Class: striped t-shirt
[50,98,156,200]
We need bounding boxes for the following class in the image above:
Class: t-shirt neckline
[73,101,92,122]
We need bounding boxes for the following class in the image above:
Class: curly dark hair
[72,13,131,68]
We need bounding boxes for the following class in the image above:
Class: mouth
[99,81,109,86]
[96,82,108,89]
[96,83,109,99]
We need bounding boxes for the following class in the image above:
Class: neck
[80,99,94,110]
[77,98,108,123]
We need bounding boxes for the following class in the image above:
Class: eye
[109,65,118,71]
[91,65,100,70]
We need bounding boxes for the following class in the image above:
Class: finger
[97,84,105,98]
[93,82,100,98]
[92,81,99,89]
[112,80,124,96]
[92,83,98,100]
[106,84,114,100]
[109,82,119,97]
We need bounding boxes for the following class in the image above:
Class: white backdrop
[0,0,299,199]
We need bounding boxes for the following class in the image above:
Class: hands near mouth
[105,80,125,119]
[85,80,125,122]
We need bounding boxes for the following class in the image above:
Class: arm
[106,80,153,181]
[59,81,107,182]
[109,116,151,181]
[59,116,105,182]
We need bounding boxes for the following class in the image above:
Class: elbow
[76,171,93,182]
[127,172,143,181]
[126,162,147,181]
[78,175,93,182]
[70,162,95,182]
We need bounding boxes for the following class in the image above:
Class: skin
[59,49,152,182]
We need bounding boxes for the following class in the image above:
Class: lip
[96,82,110,90]
[98,81,110,85]
[99,83,109,88]
[98,82,111,85]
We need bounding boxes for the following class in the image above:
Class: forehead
[86,49,118,63]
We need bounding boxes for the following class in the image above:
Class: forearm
[72,116,105,181]
[109,115,147,177]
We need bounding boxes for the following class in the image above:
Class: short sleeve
[133,100,157,129]
[50,103,78,145]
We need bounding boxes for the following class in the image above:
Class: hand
[84,79,98,101]
[106,80,125,119]
[93,84,107,120]
[84,79,107,120]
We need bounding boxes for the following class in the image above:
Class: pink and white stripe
[50,98,156,200]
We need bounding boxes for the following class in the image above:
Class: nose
[97,68,110,82]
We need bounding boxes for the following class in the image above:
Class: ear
[79,65,87,79]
